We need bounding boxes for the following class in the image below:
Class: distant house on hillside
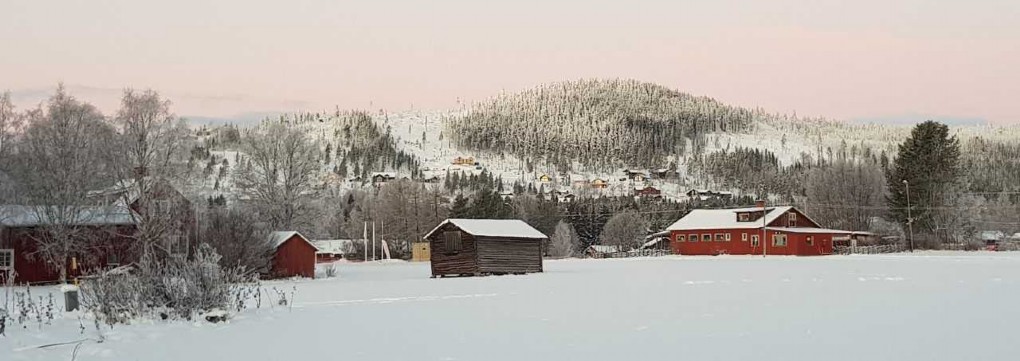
[371,172,397,184]
[452,156,476,166]
[268,231,318,278]
[665,201,854,256]
[634,186,662,199]
[423,219,546,278]
[591,178,609,189]
[538,174,552,183]
[623,169,647,181]
[651,168,676,180]
[685,189,733,201]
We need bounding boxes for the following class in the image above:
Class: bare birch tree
[234,122,319,230]
[0,92,25,201]
[109,89,193,256]
[10,86,118,281]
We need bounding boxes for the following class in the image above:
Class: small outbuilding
[269,231,318,278]
[423,219,546,278]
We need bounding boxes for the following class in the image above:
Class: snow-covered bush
[79,244,261,325]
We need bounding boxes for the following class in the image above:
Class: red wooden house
[666,201,852,256]
[90,177,196,254]
[0,205,139,284]
[268,231,318,278]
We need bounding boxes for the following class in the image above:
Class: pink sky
[2,0,1018,124]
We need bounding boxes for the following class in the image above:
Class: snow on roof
[268,231,318,250]
[371,172,396,178]
[0,205,138,227]
[311,239,356,254]
[423,219,548,240]
[639,238,668,249]
[666,206,794,231]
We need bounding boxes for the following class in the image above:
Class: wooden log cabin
[423,219,547,278]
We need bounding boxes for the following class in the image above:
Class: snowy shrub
[79,244,262,325]
[4,286,54,330]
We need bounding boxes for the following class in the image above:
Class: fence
[588,249,671,259]
[834,244,907,255]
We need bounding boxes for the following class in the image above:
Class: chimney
[755,199,766,209]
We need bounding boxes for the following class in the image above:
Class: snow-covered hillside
[6,253,1020,361]
[187,79,1020,203]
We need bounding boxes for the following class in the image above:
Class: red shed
[665,201,854,256]
[268,231,318,278]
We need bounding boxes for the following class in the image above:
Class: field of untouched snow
[5,252,1020,361]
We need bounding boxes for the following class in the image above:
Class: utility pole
[903,180,914,252]
[372,221,377,261]
[762,198,767,258]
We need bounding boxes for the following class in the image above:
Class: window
[725,233,732,241]
[788,212,797,226]
[773,234,788,247]
[715,233,726,242]
[444,231,463,253]
[677,235,686,242]
[689,234,698,242]
[751,235,760,247]
[0,249,12,270]
[741,233,748,242]
[806,236,813,246]
[106,253,120,267]
[738,213,750,222]
[702,234,711,242]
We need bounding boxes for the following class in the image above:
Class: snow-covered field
[5,252,1020,361]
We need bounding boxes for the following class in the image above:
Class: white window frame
[742,233,748,241]
[702,234,711,242]
[751,235,759,247]
[677,235,686,242]
[725,233,732,241]
[773,234,788,247]
[0,249,13,271]
[788,212,797,226]
[689,234,698,242]
[715,233,726,242]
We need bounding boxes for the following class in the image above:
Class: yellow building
[411,242,431,262]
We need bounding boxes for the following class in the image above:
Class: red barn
[0,205,139,284]
[666,201,852,256]
[268,231,318,278]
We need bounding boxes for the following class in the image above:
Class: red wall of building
[670,229,833,256]
[272,235,317,278]
[2,226,138,285]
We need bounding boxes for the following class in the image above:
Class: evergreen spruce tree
[887,121,962,248]
[450,194,469,218]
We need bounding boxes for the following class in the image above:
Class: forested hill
[446,79,784,171]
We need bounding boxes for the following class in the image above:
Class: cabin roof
[424,219,548,240]
[0,205,138,227]
[666,206,794,231]
[310,239,356,254]
[268,231,319,250]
